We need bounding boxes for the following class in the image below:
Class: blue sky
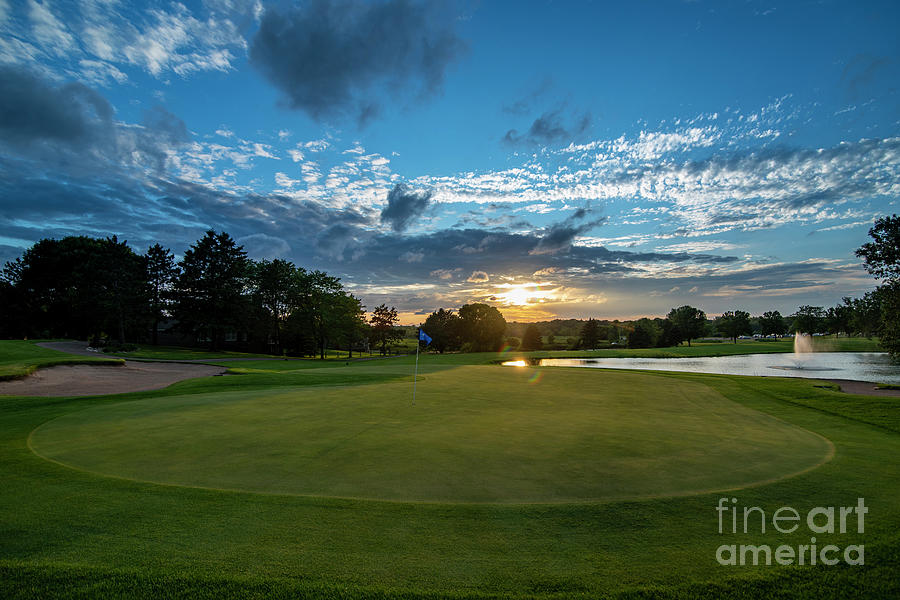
[1,0,899,322]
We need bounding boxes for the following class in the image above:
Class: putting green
[29,366,832,503]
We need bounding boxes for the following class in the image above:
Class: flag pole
[413,331,419,406]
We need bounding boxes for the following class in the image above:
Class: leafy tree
[654,317,683,347]
[332,292,367,358]
[791,305,824,335]
[824,299,854,337]
[667,305,706,346]
[422,308,461,353]
[145,243,179,346]
[458,303,507,352]
[879,282,900,359]
[369,304,402,355]
[250,259,298,353]
[580,318,601,349]
[856,215,900,280]
[758,310,787,338]
[296,270,345,359]
[4,236,146,342]
[627,318,659,348]
[857,215,900,358]
[102,236,148,344]
[851,292,881,338]
[521,324,543,351]
[717,310,752,343]
[173,230,250,350]
[608,324,620,344]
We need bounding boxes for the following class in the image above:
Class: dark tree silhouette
[521,324,543,351]
[145,243,179,345]
[667,305,706,346]
[174,230,250,351]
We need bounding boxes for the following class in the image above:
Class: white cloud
[28,0,76,57]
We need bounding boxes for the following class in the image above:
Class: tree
[791,305,824,335]
[458,303,507,352]
[370,304,402,355]
[297,270,345,359]
[857,215,900,359]
[758,310,787,338]
[521,324,543,351]
[101,236,148,344]
[654,317,683,347]
[824,299,854,337]
[331,292,367,358]
[717,310,752,343]
[173,230,250,350]
[4,236,146,342]
[145,244,179,345]
[580,318,601,349]
[422,308,461,353]
[850,292,881,338]
[628,318,659,349]
[250,259,299,353]
[856,215,900,280]
[667,305,706,346]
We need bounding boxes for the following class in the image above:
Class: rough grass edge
[0,358,125,382]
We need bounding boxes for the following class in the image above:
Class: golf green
[29,366,832,503]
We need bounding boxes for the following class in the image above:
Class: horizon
[2,0,898,324]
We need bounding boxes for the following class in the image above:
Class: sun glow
[493,282,558,306]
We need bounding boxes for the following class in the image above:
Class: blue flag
[418,329,432,345]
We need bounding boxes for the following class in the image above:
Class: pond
[505,352,900,385]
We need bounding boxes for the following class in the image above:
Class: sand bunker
[0,362,225,397]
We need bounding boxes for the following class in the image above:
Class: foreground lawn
[29,367,829,502]
[0,340,121,380]
[1,341,899,598]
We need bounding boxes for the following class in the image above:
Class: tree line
[0,231,396,357]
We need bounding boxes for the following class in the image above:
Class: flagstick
[413,336,419,406]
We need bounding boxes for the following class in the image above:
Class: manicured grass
[0,340,121,380]
[1,340,899,598]
[101,344,282,361]
[29,367,830,502]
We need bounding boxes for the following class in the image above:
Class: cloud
[237,233,291,259]
[1,1,251,82]
[380,183,432,232]
[530,208,606,255]
[504,106,591,146]
[249,0,465,125]
[0,66,113,147]
[0,66,190,173]
[502,77,554,115]
[467,270,489,283]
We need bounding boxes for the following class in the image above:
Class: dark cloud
[380,183,432,232]
[250,0,466,126]
[502,77,554,115]
[841,54,893,98]
[504,106,591,146]
[530,208,605,255]
[0,66,190,174]
[0,65,114,149]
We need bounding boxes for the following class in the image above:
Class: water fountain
[769,333,836,372]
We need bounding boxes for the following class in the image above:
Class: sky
[1,0,899,323]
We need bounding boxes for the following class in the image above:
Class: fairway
[30,366,831,503]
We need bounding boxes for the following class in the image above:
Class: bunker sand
[0,362,225,397]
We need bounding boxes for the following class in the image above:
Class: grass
[1,340,900,597]
[29,367,830,502]
[0,340,122,381]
